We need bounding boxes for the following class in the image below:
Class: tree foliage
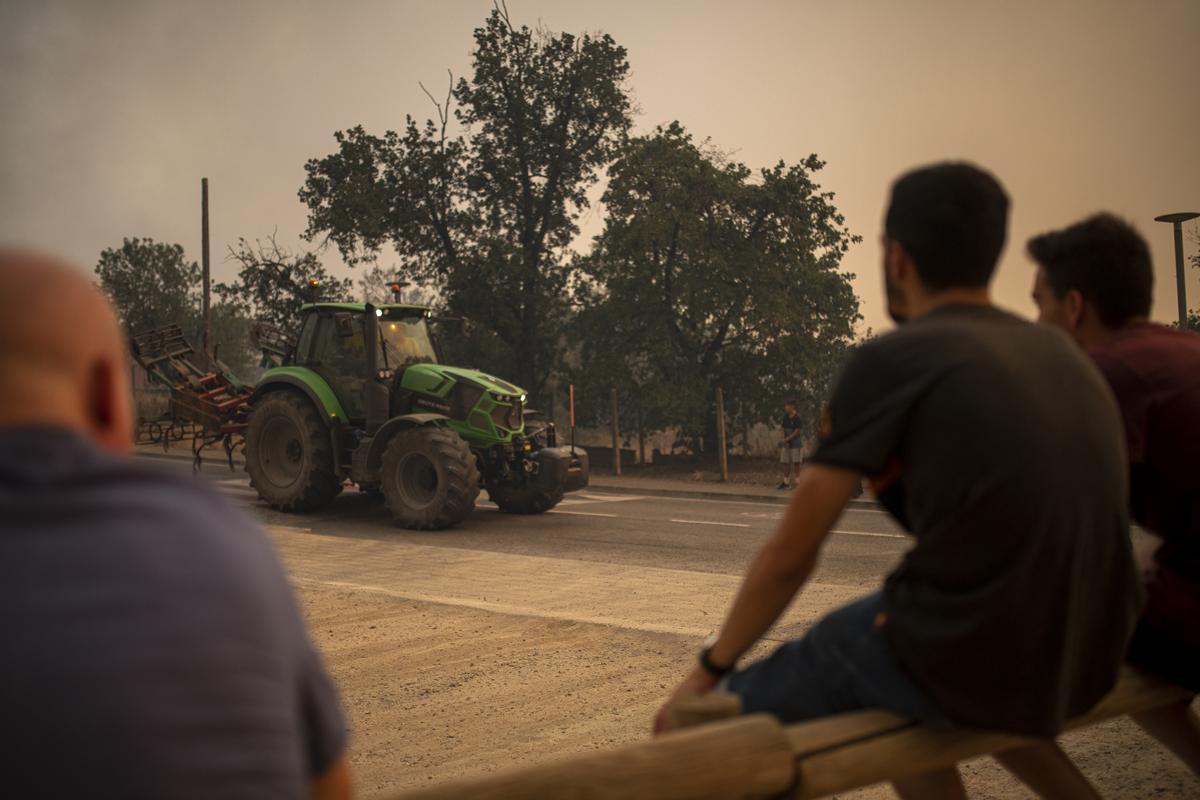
[299,5,632,395]
[94,237,260,382]
[215,235,353,328]
[572,123,861,448]
[95,237,201,336]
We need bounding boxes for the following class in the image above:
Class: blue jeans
[724,592,947,725]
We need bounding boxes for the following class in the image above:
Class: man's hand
[653,667,720,735]
[651,465,861,736]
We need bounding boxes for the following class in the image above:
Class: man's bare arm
[653,464,861,732]
[705,464,860,666]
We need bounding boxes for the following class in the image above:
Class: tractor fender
[251,370,348,426]
[365,413,452,473]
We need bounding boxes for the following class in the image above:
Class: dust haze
[2,0,1197,334]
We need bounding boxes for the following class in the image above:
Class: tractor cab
[291,303,437,420]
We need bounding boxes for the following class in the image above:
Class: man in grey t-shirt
[655,164,1141,797]
[0,251,351,799]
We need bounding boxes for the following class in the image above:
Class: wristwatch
[698,645,733,678]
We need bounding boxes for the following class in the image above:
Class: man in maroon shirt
[1029,212,1200,781]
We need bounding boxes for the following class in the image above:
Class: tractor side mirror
[334,313,356,338]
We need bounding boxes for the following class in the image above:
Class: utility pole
[715,387,728,482]
[201,177,212,356]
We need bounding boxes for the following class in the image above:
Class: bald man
[0,251,352,799]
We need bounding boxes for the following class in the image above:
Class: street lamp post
[1154,211,1200,328]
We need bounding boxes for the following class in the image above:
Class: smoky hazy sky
[2,0,1197,335]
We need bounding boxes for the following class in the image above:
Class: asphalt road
[146,455,910,631]
[151,456,906,570]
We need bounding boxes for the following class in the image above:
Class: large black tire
[488,483,564,515]
[380,426,480,530]
[245,390,342,512]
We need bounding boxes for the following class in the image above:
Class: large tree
[299,5,632,396]
[95,237,260,381]
[95,237,201,336]
[573,123,861,449]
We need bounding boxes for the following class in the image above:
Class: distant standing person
[0,251,352,799]
[777,400,804,489]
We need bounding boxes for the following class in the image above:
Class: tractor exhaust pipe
[363,304,389,435]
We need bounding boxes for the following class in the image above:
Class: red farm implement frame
[129,325,253,469]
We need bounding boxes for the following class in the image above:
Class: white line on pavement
[831,530,906,539]
[669,519,751,528]
[560,494,646,505]
[548,510,619,518]
[589,491,892,514]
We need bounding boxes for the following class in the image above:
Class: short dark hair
[1027,213,1153,327]
[884,162,1010,290]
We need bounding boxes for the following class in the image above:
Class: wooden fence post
[716,387,728,482]
[610,388,621,476]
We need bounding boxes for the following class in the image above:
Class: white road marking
[588,491,892,514]
[560,493,646,505]
[831,529,906,539]
[548,510,618,518]
[669,519,751,528]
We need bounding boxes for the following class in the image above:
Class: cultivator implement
[129,324,253,469]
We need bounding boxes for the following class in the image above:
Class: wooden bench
[389,667,1190,800]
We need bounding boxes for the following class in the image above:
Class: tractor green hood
[400,364,526,400]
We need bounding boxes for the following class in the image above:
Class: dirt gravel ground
[294,583,1200,799]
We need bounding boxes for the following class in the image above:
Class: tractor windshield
[378,317,437,368]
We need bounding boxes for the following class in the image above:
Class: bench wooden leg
[993,742,1101,799]
[1132,698,1200,776]
[891,766,966,800]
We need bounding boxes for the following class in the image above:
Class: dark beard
[884,268,908,324]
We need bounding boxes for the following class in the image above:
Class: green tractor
[243,302,588,529]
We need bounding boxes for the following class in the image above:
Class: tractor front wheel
[245,390,342,512]
[380,426,480,530]
[488,483,564,515]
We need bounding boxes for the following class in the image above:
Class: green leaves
[95,237,201,337]
[299,8,632,395]
[572,123,861,445]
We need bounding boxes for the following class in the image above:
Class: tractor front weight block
[534,446,590,494]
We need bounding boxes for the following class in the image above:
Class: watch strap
[699,646,733,678]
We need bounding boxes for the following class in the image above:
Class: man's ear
[887,240,913,283]
[86,357,134,453]
[1063,289,1086,330]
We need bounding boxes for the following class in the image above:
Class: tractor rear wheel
[380,426,479,530]
[245,390,342,512]
[488,484,564,515]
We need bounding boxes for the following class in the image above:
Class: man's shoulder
[0,431,265,557]
[850,306,1036,370]
[1092,324,1200,372]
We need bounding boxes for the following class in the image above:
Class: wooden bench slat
[792,668,1189,799]
[390,714,795,800]
[783,710,914,757]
